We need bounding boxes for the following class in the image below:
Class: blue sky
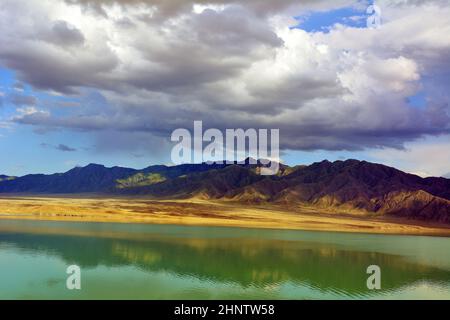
[0,0,449,177]
[293,2,369,32]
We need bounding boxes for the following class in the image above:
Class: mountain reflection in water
[0,220,449,299]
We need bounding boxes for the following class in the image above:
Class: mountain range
[1,159,449,223]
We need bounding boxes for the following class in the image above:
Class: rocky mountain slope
[0,159,449,222]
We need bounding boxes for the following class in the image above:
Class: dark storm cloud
[15,93,450,152]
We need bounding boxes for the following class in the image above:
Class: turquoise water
[0,219,449,299]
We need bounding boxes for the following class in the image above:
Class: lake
[0,219,449,299]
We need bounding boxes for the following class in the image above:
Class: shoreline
[0,195,449,237]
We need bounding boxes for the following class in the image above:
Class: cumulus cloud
[1,0,449,153]
[43,20,85,47]
[368,135,450,177]
[63,0,356,17]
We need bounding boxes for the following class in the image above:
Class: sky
[0,0,449,177]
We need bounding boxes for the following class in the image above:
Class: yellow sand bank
[0,195,449,236]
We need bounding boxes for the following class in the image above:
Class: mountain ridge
[1,159,449,223]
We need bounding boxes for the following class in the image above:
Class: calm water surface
[0,219,449,299]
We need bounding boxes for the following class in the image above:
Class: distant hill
[0,162,232,194]
[0,159,449,222]
[0,164,136,193]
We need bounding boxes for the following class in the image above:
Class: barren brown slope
[1,159,449,223]
[121,159,450,223]
[236,160,450,222]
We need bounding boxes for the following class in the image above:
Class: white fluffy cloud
[369,135,450,177]
[0,0,449,152]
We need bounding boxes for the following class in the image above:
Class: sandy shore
[0,195,449,236]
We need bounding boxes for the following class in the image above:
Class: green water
[0,219,449,300]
